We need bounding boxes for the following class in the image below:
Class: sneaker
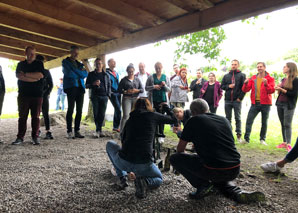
[188,184,213,199]
[158,137,165,143]
[260,162,281,173]
[75,131,84,138]
[235,191,266,204]
[236,134,243,143]
[44,131,54,140]
[67,132,75,139]
[286,144,292,152]
[93,131,100,138]
[260,140,267,146]
[276,143,287,148]
[239,139,249,144]
[119,176,129,190]
[32,137,41,145]
[100,132,106,137]
[110,167,117,176]
[113,128,120,133]
[12,138,23,145]
[134,177,148,199]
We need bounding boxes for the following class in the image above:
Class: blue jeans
[106,141,163,188]
[244,103,271,142]
[109,93,121,129]
[91,96,108,132]
[225,101,242,135]
[56,94,66,110]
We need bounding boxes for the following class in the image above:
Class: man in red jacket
[242,62,275,145]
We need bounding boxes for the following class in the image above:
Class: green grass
[1,113,19,119]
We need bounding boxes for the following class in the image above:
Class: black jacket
[42,69,53,96]
[190,78,207,99]
[221,70,246,101]
[276,77,298,110]
[118,76,143,98]
[86,70,111,98]
[119,108,176,164]
[0,66,5,93]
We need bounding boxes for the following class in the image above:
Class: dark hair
[132,98,153,112]
[126,63,134,72]
[36,54,45,62]
[70,45,79,51]
[25,46,35,53]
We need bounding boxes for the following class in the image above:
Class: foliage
[8,60,18,72]
[283,48,298,62]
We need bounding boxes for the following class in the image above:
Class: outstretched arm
[177,139,188,153]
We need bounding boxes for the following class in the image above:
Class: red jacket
[242,72,275,105]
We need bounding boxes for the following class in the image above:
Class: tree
[8,60,18,72]
[283,48,298,62]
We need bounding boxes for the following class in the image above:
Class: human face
[283,65,289,75]
[173,65,179,74]
[108,59,116,69]
[180,70,187,79]
[208,74,215,83]
[174,110,184,120]
[196,70,202,79]
[95,60,103,72]
[26,48,36,63]
[231,61,239,71]
[70,48,79,60]
[139,63,145,74]
[155,64,163,75]
[257,63,266,74]
[127,67,134,77]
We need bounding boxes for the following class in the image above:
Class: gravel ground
[0,118,298,213]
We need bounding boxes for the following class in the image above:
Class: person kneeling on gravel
[170,98,266,203]
[261,137,298,173]
[106,98,176,198]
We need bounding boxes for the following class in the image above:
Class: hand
[201,89,205,94]
[244,78,250,84]
[179,85,184,89]
[236,98,241,102]
[154,85,161,90]
[262,78,268,86]
[274,86,281,91]
[196,79,201,84]
[93,80,100,86]
[160,81,166,86]
[229,84,235,88]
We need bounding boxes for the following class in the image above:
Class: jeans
[91,95,108,132]
[65,87,85,133]
[120,96,137,132]
[56,94,66,110]
[153,102,165,135]
[244,103,271,142]
[109,93,121,129]
[106,141,163,188]
[277,103,295,144]
[225,101,242,135]
[0,91,4,116]
[42,95,50,131]
[17,96,43,139]
[170,153,240,189]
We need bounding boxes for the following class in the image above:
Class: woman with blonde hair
[275,62,298,152]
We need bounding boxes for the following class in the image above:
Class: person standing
[275,62,298,152]
[190,69,207,100]
[135,62,150,98]
[145,62,171,143]
[36,55,54,140]
[200,72,223,113]
[221,60,246,142]
[118,64,143,132]
[56,78,66,111]
[12,46,45,145]
[106,58,121,133]
[0,65,5,144]
[62,45,88,139]
[86,58,111,138]
[169,64,180,107]
[170,68,189,108]
[242,62,275,145]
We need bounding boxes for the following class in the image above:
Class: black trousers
[153,101,165,135]
[42,95,50,131]
[65,87,85,133]
[170,153,242,199]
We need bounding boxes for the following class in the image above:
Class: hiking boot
[235,191,266,204]
[260,140,267,146]
[188,184,214,199]
[134,177,148,199]
[32,137,41,145]
[260,162,281,173]
[12,138,23,145]
[119,176,129,190]
[67,132,75,139]
[75,131,84,138]
[44,131,54,140]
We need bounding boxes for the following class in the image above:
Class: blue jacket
[62,57,88,90]
[106,68,119,93]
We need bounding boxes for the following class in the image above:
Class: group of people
[0,45,297,204]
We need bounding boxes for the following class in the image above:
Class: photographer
[106,98,176,199]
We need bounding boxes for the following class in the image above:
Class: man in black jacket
[86,58,111,138]
[190,69,207,100]
[36,55,54,140]
[0,65,5,143]
[221,60,246,142]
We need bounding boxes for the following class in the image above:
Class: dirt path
[0,118,297,213]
